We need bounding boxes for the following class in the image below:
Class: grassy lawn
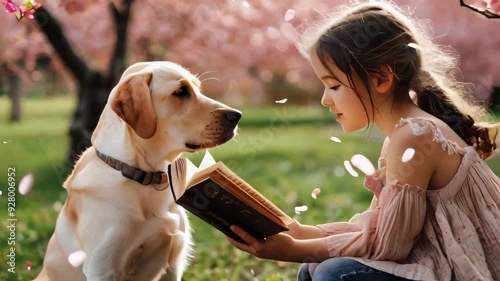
[0,96,498,281]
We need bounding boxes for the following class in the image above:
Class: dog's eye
[173,86,190,99]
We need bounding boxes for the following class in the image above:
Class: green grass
[0,96,498,281]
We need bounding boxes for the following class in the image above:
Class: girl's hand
[226,225,297,262]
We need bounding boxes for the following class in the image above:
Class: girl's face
[310,52,371,133]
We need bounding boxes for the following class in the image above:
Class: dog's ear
[111,72,157,139]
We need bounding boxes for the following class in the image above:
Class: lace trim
[395,118,464,156]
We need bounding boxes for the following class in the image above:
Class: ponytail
[412,70,498,160]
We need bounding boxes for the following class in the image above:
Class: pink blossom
[3,0,18,13]
[2,0,40,20]
[488,0,500,13]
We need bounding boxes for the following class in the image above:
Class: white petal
[350,154,375,176]
[343,160,359,177]
[401,148,415,163]
[275,98,288,104]
[19,173,35,195]
[68,251,86,268]
[284,9,296,21]
[311,188,321,199]
[330,136,341,143]
[294,205,308,214]
[242,1,250,8]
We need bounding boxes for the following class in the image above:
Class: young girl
[226,1,500,280]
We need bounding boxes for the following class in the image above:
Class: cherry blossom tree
[1,0,499,163]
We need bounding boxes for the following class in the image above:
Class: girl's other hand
[226,225,296,261]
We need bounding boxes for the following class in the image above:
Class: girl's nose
[321,90,333,107]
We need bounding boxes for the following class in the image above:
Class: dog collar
[95,149,168,186]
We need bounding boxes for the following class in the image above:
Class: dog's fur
[34,61,241,281]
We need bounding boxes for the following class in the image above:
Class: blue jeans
[297,257,412,281]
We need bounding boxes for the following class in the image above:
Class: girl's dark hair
[299,1,497,159]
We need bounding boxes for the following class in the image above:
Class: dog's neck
[91,107,172,172]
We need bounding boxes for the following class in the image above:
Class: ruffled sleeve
[317,181,426,261]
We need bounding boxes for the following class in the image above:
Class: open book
[168,151,294,244]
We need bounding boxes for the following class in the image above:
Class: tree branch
[33,7,91,84]
[460,0,500,19]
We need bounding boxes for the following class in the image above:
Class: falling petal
[18,173,34,195]
[407,42,421,51]
[242,0,250,8]
[330,136,341,143]
[26,261,33,271]
[250,269,255,276]
[350,154,375,176]
[402,148,415,163]
[294,205,308,214]
[275,98,287,104]
[343,160,359,177]
[68,251,86,268]
[311,188,321,199]
[284,9,296,21]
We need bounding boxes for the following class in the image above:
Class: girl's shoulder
[386,117,468,190]
[394,117,468,155]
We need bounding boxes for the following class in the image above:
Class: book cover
[168,151,293,244]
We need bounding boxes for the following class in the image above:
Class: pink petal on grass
[330,136,341,143]
[402,148,415,163]
[343,160,359,177]
[68,251,86,268]
[19,173,34,195]
[311,188,321,199]
[26,261,33,271]
[284,9,296,21]
[294,205,308,214]
[350,154,375,176]
[275,98,287,104]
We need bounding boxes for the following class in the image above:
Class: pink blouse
[316,118,500,281]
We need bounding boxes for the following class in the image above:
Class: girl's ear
[371,65,394,94]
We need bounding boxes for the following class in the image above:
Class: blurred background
[0,0,499,280]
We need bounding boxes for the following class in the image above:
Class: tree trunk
[7,70,22,122]
[34,1,134,164]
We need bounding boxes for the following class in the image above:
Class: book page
[170,157,198,199]
[173,151,218,198]
[212,168,294,227]
[198,150,216,171]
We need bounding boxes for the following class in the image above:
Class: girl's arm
[285,220,325,239]
[228,225,331,262]
[228,179,426,263]
[227,126,435,263]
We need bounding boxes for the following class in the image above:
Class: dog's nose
[224,110,242,124]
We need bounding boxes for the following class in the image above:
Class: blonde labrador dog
[34,61,241,281]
